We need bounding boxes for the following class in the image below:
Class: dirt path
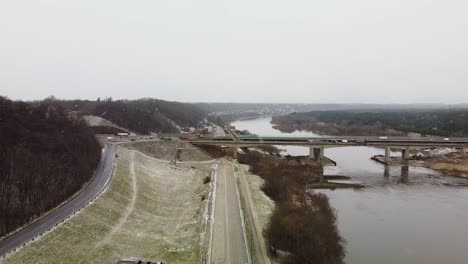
[98,150,137,245]
[211,161,249,264]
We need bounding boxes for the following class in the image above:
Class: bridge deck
[190,136,468,148]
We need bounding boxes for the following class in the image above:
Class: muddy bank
[426,153,468,178]
[372,151,468,178]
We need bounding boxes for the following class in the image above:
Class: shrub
[203,175,211,184]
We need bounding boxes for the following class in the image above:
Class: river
[232,116,468,264]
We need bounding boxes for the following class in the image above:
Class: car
[379,136,388,139]
[443,138,450,141]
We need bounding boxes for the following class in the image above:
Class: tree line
[0,97,101,237]
[273,109,468,137]
[48,97,208,134]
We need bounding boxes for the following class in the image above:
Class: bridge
[190,135,468,163]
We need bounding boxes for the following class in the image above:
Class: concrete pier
[227,147,237,159]
[384,165,390,177]
[385,147,391,163]
[400,166,409,183]
[402,147,410,163]
[310,146,324,162]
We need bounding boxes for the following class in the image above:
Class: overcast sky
[1,0,467,103]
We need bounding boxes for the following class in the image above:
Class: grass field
[1,147,210,264]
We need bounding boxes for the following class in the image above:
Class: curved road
[0,144,116,257]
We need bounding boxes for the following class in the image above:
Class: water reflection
[400,165,409,184]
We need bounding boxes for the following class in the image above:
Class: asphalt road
[211,162,249,264]
[0,144,116,257]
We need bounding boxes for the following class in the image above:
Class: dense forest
[0,97,101,237]
[50,98,207,134]
[272,109,468,137]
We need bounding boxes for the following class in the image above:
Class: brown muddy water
[232,116,468,264]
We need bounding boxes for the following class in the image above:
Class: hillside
[82,115,129,134]
[54,98,207,134]
[2,145,212,263]
[0,97,101,237]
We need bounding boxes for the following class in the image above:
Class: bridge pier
[232,147,238,159]
[384,147,391,163]
[461,147,466,156]
[309,146,324,163]
[400,165,409,184]
[226,147,237,159]
[401,147,410,164]
[384,165,390,177]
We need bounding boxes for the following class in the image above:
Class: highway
[0,144,116,257]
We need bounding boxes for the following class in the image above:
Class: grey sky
[1,0,467,103]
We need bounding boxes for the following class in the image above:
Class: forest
[49,97,208,134]
[0,97,101,237]
[272,109,468,137]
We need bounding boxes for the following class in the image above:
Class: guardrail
[1,145,117,260]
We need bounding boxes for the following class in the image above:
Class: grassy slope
[1,147,209,264]
[239,165,274,230]
[235,163,275,264]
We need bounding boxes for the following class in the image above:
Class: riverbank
[423,153,468,178]
[271,115,406,136]
[237,150,345,263]
[371,151,468,178]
